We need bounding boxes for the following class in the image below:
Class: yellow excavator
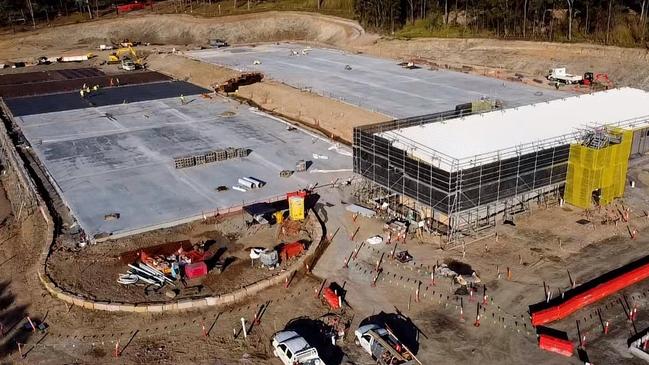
[107,46,142,66]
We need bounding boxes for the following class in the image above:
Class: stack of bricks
[174,147,250,169]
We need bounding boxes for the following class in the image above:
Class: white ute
[547,67,582,84]
[355,324,416,365]
[121,59,136,71]
[272,331,325,365]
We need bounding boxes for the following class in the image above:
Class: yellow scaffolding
[564,128,632,209]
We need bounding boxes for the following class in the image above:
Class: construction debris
[104,212,121,221]
[219,72,263,93]
[295,160,307,172]
[366,235,383,245]
[279,170,294,178]
[395,251,413,263]
[346,204,375,218]
[259,249,279,268]
[117,243,215,288]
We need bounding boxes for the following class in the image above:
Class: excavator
[581,72,613,90]
[106,46,143,69]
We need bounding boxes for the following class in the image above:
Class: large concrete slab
[10,89,352,239]
[5,80,203,115]
[187,43,568,118]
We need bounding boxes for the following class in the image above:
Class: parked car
[355,324,415,365]
[272,330,325,365]
[121,58,136,71]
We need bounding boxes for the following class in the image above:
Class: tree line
[355,0,649,46]
[1,0,648,47]
[0,0,114,29]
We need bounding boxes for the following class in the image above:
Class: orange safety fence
[530,255,649,326]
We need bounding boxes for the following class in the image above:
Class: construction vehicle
[107,46,142,67]
[208,38,229,48]
[547,67,583,84]
[581,72,613,90]
[121,59,136,71]
[272,331,325,365]
[355,324,419,365]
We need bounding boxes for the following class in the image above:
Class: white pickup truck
[272,331,326,365]
[547,67,583,84]
[355,324,416,365]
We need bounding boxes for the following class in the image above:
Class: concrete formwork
[187,43,568,118]
[6,82,352,240]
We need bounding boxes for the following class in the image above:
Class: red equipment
[322,287,341,310]
[117,2,146,13]
[538,334,574,357]
[581,72,613,88]
[279,241,305,262]
[184,262,208,279]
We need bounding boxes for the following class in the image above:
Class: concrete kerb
[35,211,325,313]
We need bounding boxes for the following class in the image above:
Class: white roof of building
[378,87,649,171]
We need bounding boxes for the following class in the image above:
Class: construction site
[2,8,649,365]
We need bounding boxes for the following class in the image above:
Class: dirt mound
[354,37,649,89]
[146,52,240,89]
[0,12,367,60]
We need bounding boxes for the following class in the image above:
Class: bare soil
[46,214,316,303]
[3,10,649,365]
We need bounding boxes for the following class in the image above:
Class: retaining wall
[37,213,323,313]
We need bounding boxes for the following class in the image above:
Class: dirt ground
[4,9,649,365]
[311,160,649,365]
[46,213,316,303]
[4,139,649,364]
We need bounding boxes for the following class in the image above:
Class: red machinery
[279,241,305,262]
[581,72,613,89]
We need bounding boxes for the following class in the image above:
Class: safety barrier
[530,255,649,326]
[538,334,574,357]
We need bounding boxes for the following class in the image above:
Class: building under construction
[353,87,649,242]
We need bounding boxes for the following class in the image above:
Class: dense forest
[355,0,649,45]
[1,0,648,47]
